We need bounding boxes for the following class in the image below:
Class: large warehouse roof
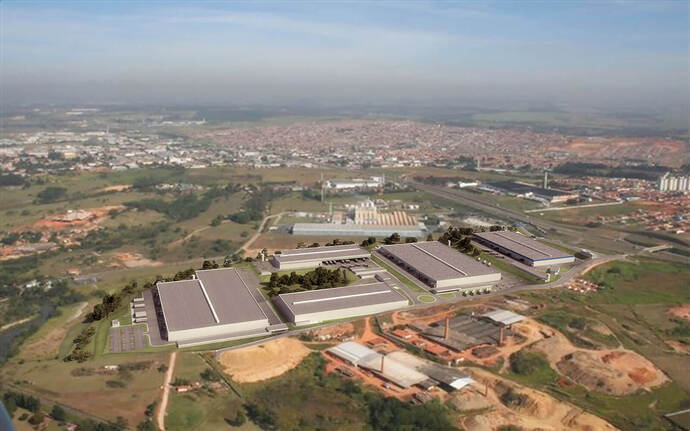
[275,244,370,264]
[157,279,217,332]
[277,282,407,316]
[380,241,497,282]
[473,231,572,262]
[157,268,267,332]
[292,223,425,237]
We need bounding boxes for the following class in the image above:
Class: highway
[409,181,585,238]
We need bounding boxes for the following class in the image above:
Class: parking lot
[109,325,147,353]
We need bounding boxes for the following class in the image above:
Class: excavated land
[668,304,690,322]
[528,329,668,396]
[454,368,617,431]
[218,338,311,383]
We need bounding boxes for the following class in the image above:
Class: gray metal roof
[380,241,499,282]
[156,279,217,332]
[481,309,525,326]
[157,268,268,332]
[473,230,572,261]
[276,244,370,263]
[277,281,407,316]
[196,268,268,324]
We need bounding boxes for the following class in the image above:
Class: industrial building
[473,231,575,267]
[387,351,474,391]
[271,244,371,270]
[326,176,384,190]
[484,181,579,204]
[377,241,501,293]
[155,268,270,346]
[273,281,409,326]
[292,222,426,238]
[419,309,524,352]
[328,342,474,390]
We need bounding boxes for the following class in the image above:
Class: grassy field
[511,258,690,430]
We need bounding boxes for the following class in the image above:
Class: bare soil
[455,368,617,431]
[218,338,311,383]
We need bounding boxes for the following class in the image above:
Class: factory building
[328,342,474,391]
[155,268,270,346]
[327,342,428,389]
[473,231,575,267]
[271,244,371,270]
[326,176,384,190]
[484,181,579,204]
[273,281,409,326]
[377,241,501,293]
[420,309,524,352]
[292,222,426,238]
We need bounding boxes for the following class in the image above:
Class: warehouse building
[155,268,270,346]
[485,181,579,204]
[473,231,575,267]
[272,244,371,270]
[327,342,428,389]
[377,241,501,293]
[292,222,426,238]
[273,281,409,326]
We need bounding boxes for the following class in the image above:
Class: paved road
[410,182,584,237]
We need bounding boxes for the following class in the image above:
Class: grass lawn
[437,292,455,299]
[418,295,436,303]
[479,252,540,284]
[585,259,690,305]
[370,255,426,293]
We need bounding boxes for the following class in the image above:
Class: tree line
[267,267,348,296]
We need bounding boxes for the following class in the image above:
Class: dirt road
[156,351,177,431]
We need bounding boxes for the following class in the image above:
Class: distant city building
[658,172,690,192]
[484,181,578,204]
[327,176,384,190]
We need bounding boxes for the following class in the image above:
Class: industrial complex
[377,241,501,293]
[473,230,575,267]
[327,341,474,391]
[291,199,427,237]
[482,180,579,204]
[154,268,276,346]
[271,244,371,270]
[273,280,409,326]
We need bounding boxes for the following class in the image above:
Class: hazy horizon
[1,1,688,111]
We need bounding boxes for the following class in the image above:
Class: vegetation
[509,350,550,376]
[266,267,349,296]
[36,186,68,203]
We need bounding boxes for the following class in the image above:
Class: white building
[659,172,690,192]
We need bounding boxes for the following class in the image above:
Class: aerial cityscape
[1,1,689,431]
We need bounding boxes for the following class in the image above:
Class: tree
[51,404,67,421]
[404,237,417,243]
[36,186,67,203]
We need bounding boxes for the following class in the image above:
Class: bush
[51,404,67,421]
[509,351,549,375]
[36,186,67,203]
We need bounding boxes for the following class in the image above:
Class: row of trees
[267,267,348,296]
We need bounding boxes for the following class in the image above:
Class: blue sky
[1,1,688,106]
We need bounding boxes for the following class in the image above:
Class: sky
[1,1,688,109]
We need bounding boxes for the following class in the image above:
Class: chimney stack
[499,326,505,346]
[380,355,385,374]
[444,316,450,340]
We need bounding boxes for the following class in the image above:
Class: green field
[510,258,690,430]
